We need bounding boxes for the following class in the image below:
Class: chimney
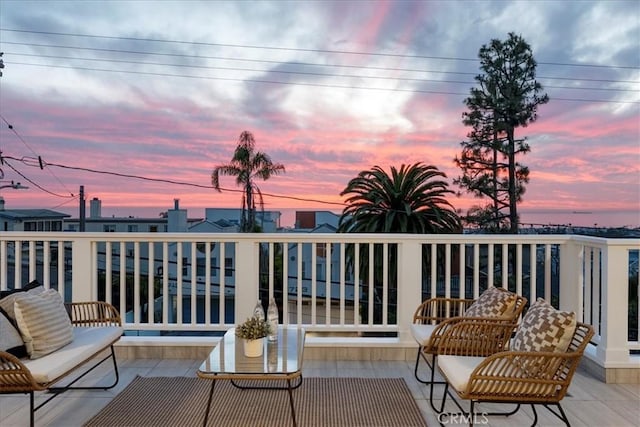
[90,197,102,218]
[167,198,187,232]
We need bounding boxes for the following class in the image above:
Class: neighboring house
[64,198,202,232]
[204,208,281,232]
[0,197,70,231]
[293,210,340,230]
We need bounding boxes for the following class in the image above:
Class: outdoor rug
[84,375,427,427]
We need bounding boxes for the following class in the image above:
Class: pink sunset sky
[0,0,638,228]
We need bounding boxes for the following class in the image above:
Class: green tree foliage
[211,131,285,232]
[337,163,461,234]
[455,33,549,233]
[337,163,460,329]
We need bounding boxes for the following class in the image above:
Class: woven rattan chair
[411,288,527,409]
[436,321,595,426]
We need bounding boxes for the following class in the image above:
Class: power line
[2,28,638,70]
[5,51,637,94]
[4,61,472,97]
[2,40,637,85]
[3,154,347,207]
[1,158,74,198]
[6,61,638,105]
[0,114,75,195]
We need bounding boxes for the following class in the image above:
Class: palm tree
[211,131,285,232]
[337,163,461,234]
[338,163,461,328]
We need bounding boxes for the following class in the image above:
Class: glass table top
[198,326,306,376]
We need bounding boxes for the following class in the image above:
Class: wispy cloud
[0,0,638,226]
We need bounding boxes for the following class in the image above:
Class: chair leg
[530,404,538,427]
[541,403,571,427]
[29,391,34,427]
[413,347,428,383]
[428,355,447,412]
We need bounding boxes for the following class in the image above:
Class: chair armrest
[433,319,517,356]
[0,351,41,392]
[465,350,582,401]
[412,297,475,324]
[65,301,122,327]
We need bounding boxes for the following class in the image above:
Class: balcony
[1,231,639,425]
[1,232,639,381]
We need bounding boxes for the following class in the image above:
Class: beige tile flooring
[1,357,639,427]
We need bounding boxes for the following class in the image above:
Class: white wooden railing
[1,232,638,370]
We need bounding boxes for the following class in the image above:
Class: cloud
[0,1,638,226]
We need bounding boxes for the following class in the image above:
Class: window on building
[128,224,138,232]
[103,224,116,232]
[24,221,36,231]
[212,257,218,277]
[316,263,325,281]
[182,257,189,276]
[149,225,158,232]
[225,257,233,277]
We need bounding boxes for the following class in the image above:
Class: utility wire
[6,61,638,105]
[0,114,75,195]
[1,158,74,198]
[4,51,637,93]
[2,28,638,70]
[2,154,347,207]
[2,40,637,85]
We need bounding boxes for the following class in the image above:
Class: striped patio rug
[84,375,427,427]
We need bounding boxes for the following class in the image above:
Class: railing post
[397,239,423,345]
[71,238,95,302]
[559,238,583,316]
[235,238,260,323]
[597,243,630,366]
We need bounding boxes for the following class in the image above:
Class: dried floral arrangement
[235,316,272,340]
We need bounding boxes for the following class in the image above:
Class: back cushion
[0,309,28,358]
[0,281,45,321]
[464,286,517,318]
[512,298,577,353]
[14,289,73,359]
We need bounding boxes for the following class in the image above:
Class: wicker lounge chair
[411,287,527,409]
[436,312,594,426]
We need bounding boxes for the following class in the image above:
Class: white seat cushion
[410,323,437,346]
[438,355,485,393]
[22,326,123,384]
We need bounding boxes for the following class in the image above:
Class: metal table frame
[197,326,306,427]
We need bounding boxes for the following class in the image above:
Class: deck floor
[1,357,639,427]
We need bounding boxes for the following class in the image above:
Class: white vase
[243,338,264,357]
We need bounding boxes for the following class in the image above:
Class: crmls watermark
[437,412,489,425]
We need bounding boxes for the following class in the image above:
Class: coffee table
[197,326,306,427]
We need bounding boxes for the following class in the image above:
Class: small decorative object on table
[235,315,271,357]
[267,298,279,342]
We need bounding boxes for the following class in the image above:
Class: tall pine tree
[455,33,548,233]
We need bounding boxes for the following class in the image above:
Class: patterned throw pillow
[14,288,73,359]
[512,298,577,353]
[463,286,517,318]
